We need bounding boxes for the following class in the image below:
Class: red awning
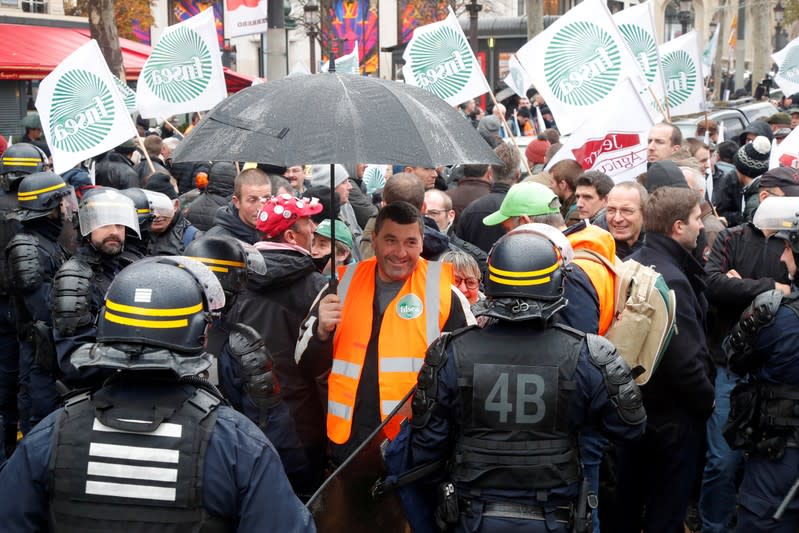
[0,23,256,93]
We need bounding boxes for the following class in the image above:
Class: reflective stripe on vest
[328,257,453,444]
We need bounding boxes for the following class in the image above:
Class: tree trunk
[526,0,543,40]
[713,4,726,101]
[750,0,770,97]
[88,0,126,80]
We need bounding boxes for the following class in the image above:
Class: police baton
[773,474,799,521]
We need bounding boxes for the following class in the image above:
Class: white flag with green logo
[613,0,666,120]
[113,76,137,112]
[321,41,361,75]
[546,78,653,183]
[515,0,646,135]
[402,7,490,106]
[702,23,719,74]
[504,54,532,98]
[35,39,137,175]
[660,31,705,116]
[772,36,799,97]
[136,8,227,119]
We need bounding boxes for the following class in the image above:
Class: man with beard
[51,189,141,391]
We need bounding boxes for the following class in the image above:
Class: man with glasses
[605,182,648,259]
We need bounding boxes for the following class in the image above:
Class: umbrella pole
[329,162,337,290]
[488,91,532,178]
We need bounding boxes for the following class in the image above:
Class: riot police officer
[0,143,47,457]
[52,188,141,389]
[5,171,76,432]
[724,196,799,531]
[184,236,311,498]
[385,225,647,532]
[0,256,316,532]
[117,187,175,266]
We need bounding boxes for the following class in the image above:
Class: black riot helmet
[118,187,175,233]
[0,143,48,191]
[8,171,77,222]
[95,256,225,354]
[480,225,569,322]
[184,236,267,311]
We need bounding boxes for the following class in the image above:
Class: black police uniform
[385,229,646,533]
[725,290,799,531]
[5,173,73,432]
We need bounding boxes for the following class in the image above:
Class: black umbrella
[172,72,501,168]
[173,71,501,287]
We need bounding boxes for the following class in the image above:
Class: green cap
[483,182,561,226]
[21,113,41,129]
[314,219,353,249]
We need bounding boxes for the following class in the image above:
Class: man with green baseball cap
[312,218,354,275]
[483,181,562,233]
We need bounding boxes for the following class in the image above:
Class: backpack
[574,249,676,385]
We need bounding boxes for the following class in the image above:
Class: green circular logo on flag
[619,23,658,84]
[780,47,799,84]
[396,294,423,320]
[544,21,621,106]
[49,70,115,154]
[662,50,696,107]
[408,25,473,100]
[143,26,212,103]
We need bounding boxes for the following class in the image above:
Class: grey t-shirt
[375,276,405,315]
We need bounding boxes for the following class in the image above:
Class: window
[21,0,47,12]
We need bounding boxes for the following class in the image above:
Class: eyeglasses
[454,276,480,290]
[606,207,638,218]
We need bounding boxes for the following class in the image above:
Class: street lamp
[775,1,786,51]
[304,0,320,73]
[465,0,482,55]
[678,0,693,35]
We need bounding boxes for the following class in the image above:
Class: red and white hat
[256,193,323,238]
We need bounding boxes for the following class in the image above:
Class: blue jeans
[699,368,744,533]
[579,430,606,533]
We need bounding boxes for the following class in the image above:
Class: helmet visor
[60,187,79,223]
[78,190,141,238]
[143,190,176,219]
[512,223,574,264]
[239,240,267,276]
[138,256,226,312]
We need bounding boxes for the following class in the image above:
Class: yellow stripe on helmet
[104,311,188,329]
[183,256,246,268]
[106,299,203,317]
[18,182,66,198]
[488,274,552,286]
[488,261,558,279]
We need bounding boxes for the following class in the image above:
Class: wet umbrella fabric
[171,73,502,168]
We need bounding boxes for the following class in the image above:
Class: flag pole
[160,117,185,140]
[135,133,156,174]
[488,90,534,178]
[647,85,670,123]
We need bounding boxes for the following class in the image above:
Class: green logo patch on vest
[544,21,621,106]
[662,49,696,107]
[619,23,658,84]
[49,70,116,153]
[408,25,474,100]
[396,294,424,320]
[143,26,212,103]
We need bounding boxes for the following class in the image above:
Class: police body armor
[0,191,21,295]
[52,252,119,338]
[726,290,799,459]
[448,322,583,491]
[49,379,230,532]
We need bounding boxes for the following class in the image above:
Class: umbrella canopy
[172,72,502,168]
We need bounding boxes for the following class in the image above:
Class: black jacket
[95,152,139,190]
[172,161,210,195]
[134,158,169,185]
[203,203,260,244]
[629,233,715,421]
[147,212,196,255]
[712,163,742,227]
[229,244,328,456]
[186,174,235,232]
[455,182,511,253]
[704,223,789,365]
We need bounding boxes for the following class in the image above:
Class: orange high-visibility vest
[327,257,453,445]
[567,225,616,335]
